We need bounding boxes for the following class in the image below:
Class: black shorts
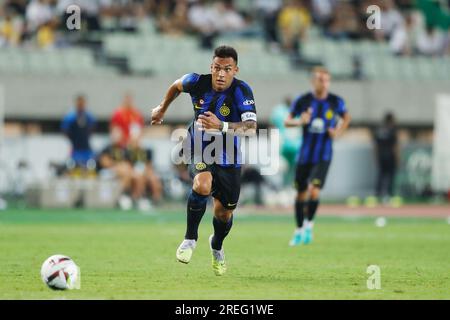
[189,162,241,210]
[295,161,331,192]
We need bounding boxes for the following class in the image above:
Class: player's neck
[313,90,328,100]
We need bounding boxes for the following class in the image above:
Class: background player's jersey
[290,92,347,165]
[181,73,257,168]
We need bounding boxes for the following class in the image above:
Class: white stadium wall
[1,75,449,124]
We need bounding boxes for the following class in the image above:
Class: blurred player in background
[373,112,399,203]
[111,93,145,148]
[61,94,96,167]
[285,67,351,246]
[151,46,257,276]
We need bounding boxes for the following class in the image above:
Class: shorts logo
[195,162,207,171]
[325,110,334,120]
[312,179,322,186]
[227,202,237,207]
[243,100,254,106]
[220,105,230,117]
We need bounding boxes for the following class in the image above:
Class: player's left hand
[151,105,165,125]
[197,111,222,132]
[328,128,339,139]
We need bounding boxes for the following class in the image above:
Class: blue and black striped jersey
[181,73,257,168]
[290,92,347,165]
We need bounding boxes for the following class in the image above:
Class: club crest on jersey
[325,110,334,120]
[220,104,230,117]
[195,162,207,171]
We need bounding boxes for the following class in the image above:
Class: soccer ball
[40,254,80,290]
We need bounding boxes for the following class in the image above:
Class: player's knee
[193,175,212,195]
[310,186,321,199]
[215,209,233,222]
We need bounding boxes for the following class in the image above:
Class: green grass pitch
[0,208,449,299]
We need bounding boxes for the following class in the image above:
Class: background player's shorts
[189,162,241,210]
[295,161,331,191]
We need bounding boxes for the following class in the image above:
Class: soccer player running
[285,67,351,246]
[150,46,257,275]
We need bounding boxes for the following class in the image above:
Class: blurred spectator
[416,25,446,56]
[311,0,335,28]
[325,1,362,40]
[110,93,145,148]
[0,7,23,47]
[389,12,418,55]
[61,94,96,167]
[25,0,54,34]
[214,0,247,34]
[156,0,190,35]
[97,126,134,209]
[374,0,405,42]
[4,0,28,16]
[254,0,282,51]
[373,112,399,201]
[126,136,163,207]
[188,0,219,49]
[270,96,301,187]
[277,0,311,56]
[36,18,56,48]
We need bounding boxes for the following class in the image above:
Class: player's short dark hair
[213,46,238,64]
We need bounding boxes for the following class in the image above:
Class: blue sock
[185,190,208,240]
[211,215,233,251]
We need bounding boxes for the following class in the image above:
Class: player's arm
[284,95,311,127]
[284,108,312,127]
[197,111,257,137]
[150,78,184,125]
[228,120,257,136]
[328,112,351,139]
[328,97,351,139]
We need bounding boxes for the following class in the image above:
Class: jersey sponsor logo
[241,112,257,122]
[325,110,334,120]
[309,118,326,134]
[220,104,230,117]
[195,162,207,171]
[243,99,255,106]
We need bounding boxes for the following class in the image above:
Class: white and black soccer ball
[40,255,80,290]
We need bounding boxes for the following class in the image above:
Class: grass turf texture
[0,208,449,299]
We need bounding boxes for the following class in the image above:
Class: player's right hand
[151,105,164,125]
[300,107,312,125]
